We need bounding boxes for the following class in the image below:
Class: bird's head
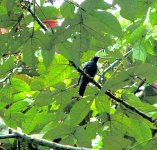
[91,56,100,63]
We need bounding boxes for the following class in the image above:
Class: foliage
[0,0,157,149]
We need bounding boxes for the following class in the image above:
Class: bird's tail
[79,83,87,96]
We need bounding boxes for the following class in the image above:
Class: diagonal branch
[0,128,89,150]
[70,61,155,123]
[0,68,32,84]
[19,0,48,31]
[27,5,48,31]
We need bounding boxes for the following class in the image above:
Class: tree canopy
[0,0,157,149]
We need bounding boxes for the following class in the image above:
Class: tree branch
[27,5,48,31]
[0,129,89,150]
[70,60,155,123]
[19,0,48,31]
[0,68,32,83]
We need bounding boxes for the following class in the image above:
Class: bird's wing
[83,61,92,71]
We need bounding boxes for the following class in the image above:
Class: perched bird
[78,56,99,96]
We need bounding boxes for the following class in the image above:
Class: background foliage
[0,0,157,149]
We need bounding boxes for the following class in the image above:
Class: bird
[78,56,99,96]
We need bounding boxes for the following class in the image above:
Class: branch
[27,5,48,31]
[0,68,32,83]
[105,91,153,123]
[0,134,17,139]
[19,1,48,31]
[70,61,154,123]
[0,129,89,150]
[69,61,101,89]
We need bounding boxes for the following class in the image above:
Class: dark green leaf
[42,49,54,67]
[95,95,110,113]
[23,39,38,68]
[83,11,123,38]
[44,124,74,140]
[114,0,151,21]
[60,2,75,19]
[69,99,92,126]
[35,91,54,106]
[74,122,101,147]
[0,56,15,76]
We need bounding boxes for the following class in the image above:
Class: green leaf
[126,94,157,113]
[13,92,27,102]
[36,6,60,19]
[40,0,45,6]
[57,24,90,66]
[90,36,112,50]
[12,78,31,92]
[23,39,38,68]
[54,88,78,110]
[44,124,74,140]
[95,95,110,113]
[10,100,29,112]
[102,135,131,150]
[5,112,25,127]
[35,91,54,106]
[132,41,147,62]
[143,40,155,55]
[111,114,152,145]
[35,31,54,51]
[22,107,38,133]
[54,21,79,44]
[130,118,152,144]
[83,11,123,38]
[0,5,7,15]
[74,122,101,147]
[23,107,57,133]
[128,25,146,44]
[81,0,112,12]
[45,54,73,86]
[100,70,130,94]
[0,85,12,103]
[60,135,75,146]
[0,56,15,76]
[130,63,157,78]
[58,39,81,67]
[69,99,92,126]
[0,14,19,27]
[60,2,75,19]
[149,9,157,26]
[30,79,45,91]
[42,49,54,67]
[132,137,157,150]
[6,0,15,13]
[114,0,150,21]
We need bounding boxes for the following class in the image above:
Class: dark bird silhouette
[78,56,99,96]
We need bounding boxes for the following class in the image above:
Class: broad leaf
[83,11,123,38]
[69,99,92,126]
[12,78,31,92]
